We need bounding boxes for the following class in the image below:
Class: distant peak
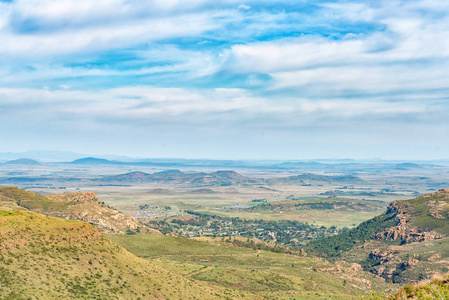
[123,171,150,177]
[4,158,40,165]
[214,170,238,174]
[126,171,148,175]
[211,170,246,179]
[154,169,183,175]
[71,157,112,164]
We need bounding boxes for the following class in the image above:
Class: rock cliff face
[307,189,449,283]
[375,226,444,243]
[373,191,448,244]
[425,189,449,219]
[366,190,449,282]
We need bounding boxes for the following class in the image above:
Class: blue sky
[0,0,448,159]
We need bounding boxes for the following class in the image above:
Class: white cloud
[0,86,438,129]
[222,1,449,98]
[0,12,227,59]
[11,0,208,23]
[1,0,449,158]
[238,4,250,10]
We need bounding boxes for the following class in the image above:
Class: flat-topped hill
[0,187,159,234]
[71,157,114,164]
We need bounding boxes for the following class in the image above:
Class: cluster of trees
[146,211,347,247]
[306,212,399,258]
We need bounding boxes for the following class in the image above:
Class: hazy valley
[1,157,449,298]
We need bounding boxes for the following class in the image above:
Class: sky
[0,0,448,160]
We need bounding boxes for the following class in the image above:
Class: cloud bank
[0,0,448,159]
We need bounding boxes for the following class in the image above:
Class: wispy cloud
[0,86,439,127]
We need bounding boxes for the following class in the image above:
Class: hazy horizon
[1,149,449,163]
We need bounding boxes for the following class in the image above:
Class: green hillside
[306,189,449,283]
[108,234,393,299]
[306,210,399,258]
[0,209,393,299]
[0,210,246,299]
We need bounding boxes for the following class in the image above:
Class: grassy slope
[0,210,247,299]
[108,234,393,300]
[107,234,255,257]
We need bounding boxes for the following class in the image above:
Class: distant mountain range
[1,151,447,169]
[102,170,250,185]
[307,189,449,283]
[0,150,88,162]
[96,170,373,187]
[268,173,364,185]
[0,162,408,187]
[0,151,132,162]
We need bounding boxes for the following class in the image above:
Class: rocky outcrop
[369,249,399,264]
[375,227,445,243]
[428,200,448,219]
[368,250,422,281]
[311,188,449,284]
[424,189,449,219]
[374,199,446,244]
[46,192,161,235]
